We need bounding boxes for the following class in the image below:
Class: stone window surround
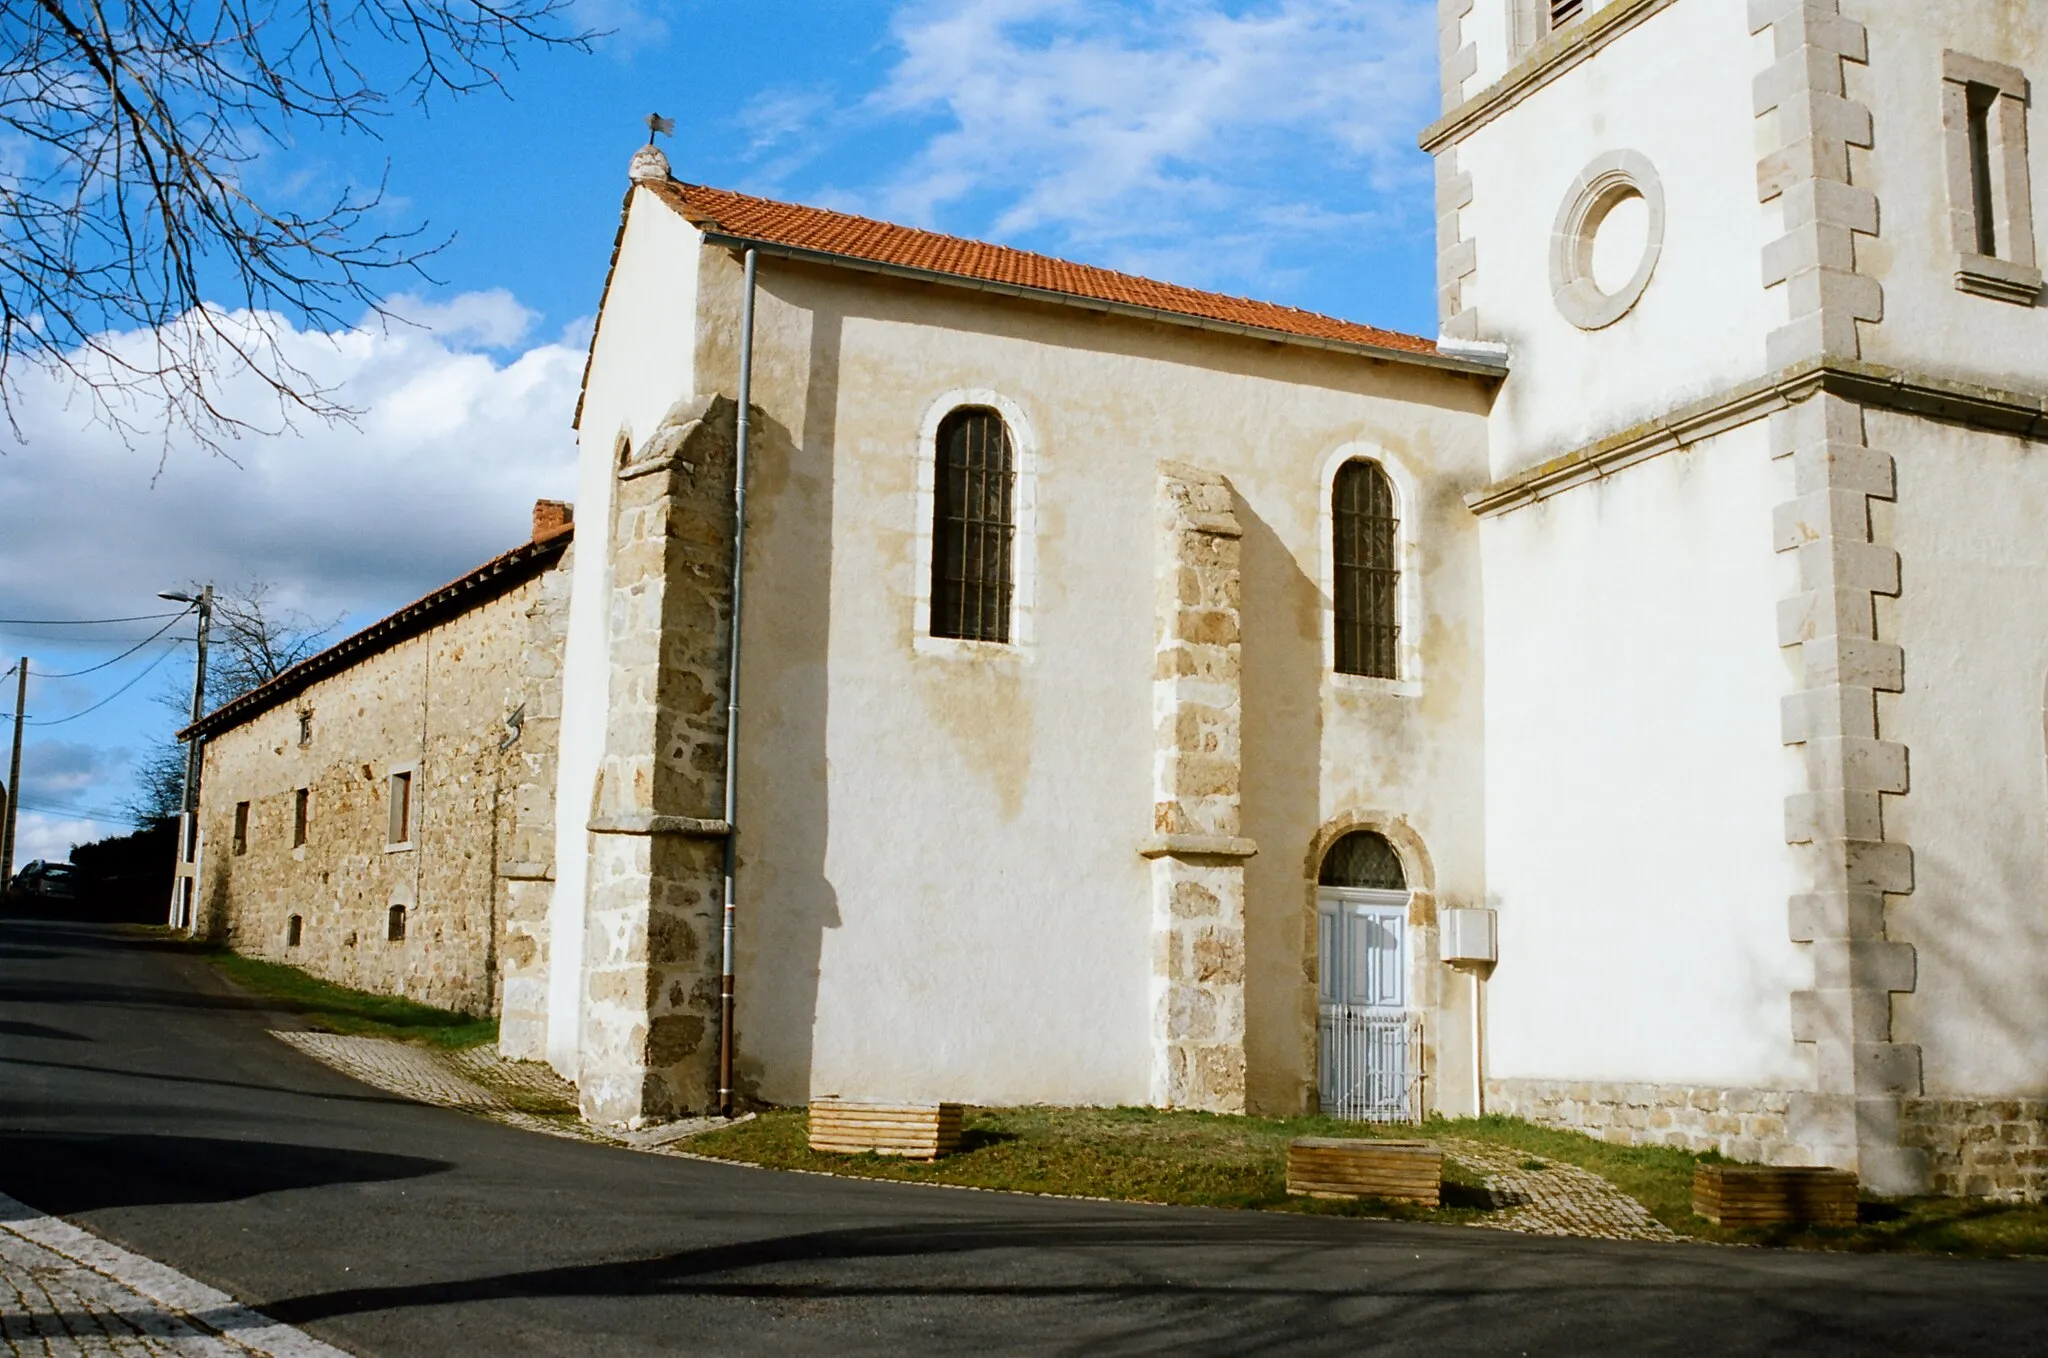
[1550,150,1666,331]
[1940,50,2041,306]
[910,388,1040,660]
[383,762,418,853]
[1317,443,1426,697]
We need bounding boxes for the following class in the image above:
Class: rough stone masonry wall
[498,550,574,1060]
[1902,1098,2048,1202]
[198,561,569,1019]
[578,395,738,1127]
[1141,461,1252,1114]
[1488,1079,1801,1164]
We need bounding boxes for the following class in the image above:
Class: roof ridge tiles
[642,177,1445,361]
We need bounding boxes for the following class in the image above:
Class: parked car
[4,860,79,905]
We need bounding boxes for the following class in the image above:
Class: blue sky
[0,0,1441,861]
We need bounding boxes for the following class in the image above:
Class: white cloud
[13,814,102,865]
[0,293,583,839]
[844,0,1436,280]
[0,295,583,627]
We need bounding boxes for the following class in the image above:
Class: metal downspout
[718,247,758,1117]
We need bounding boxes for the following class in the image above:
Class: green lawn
[687,1105,2048,1257]
[197,945,496,1049]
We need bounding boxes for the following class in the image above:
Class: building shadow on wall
[731,297,842,1106]
[1232,491,1324,1116]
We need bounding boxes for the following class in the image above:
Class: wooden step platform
[808,1100,964,1160]
[1692,1164,1858,1227]
[1286,1138,1441,1206]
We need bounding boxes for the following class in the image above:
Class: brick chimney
[533,499,574,540]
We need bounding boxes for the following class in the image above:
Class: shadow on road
[0,1020,88,1041]
[0,1133,452,1217]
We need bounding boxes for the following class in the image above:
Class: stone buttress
[1141,462,1255,1113]
[579,395,739,1127]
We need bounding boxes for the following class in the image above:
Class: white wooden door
[1317,888,1412,1120]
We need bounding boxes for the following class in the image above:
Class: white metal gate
[1317,888,1416,1122]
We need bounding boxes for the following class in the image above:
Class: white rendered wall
[1876,409,2048,1097]
[1482,421,1811,1089]
[544,194,702,1075]
[1454,0,1776,480]
[1461,0,1639,92]
[1850,0,2048,391]
[676,249,1493,1112]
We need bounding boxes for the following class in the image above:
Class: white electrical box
[1440,908,1498,966]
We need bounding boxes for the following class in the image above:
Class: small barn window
[387,770,413,846]
[387,904,407,942]
[930,407,1015,643]
[1319,831,1408,891]
[286,914,303,947]
[1333,460,1400,678]
[293,788,309,848]
[232,801,250,855]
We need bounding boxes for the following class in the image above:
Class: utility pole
[161,588,212,929]
[1,659,24,892]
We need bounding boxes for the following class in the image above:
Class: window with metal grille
[1319,830,1408,890]
[1332,460,1399,678]
[1549,0,1583,30]
[930,407,1015,642]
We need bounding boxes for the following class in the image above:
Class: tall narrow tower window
[930,407,1015,643]
[1333,460,1399,679]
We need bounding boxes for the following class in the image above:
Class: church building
[192,0,2048,1202]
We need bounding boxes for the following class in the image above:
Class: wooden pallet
[1692,1165,1859,1227]
[1286,1137,1441,1206]
[808,1100,963,1160]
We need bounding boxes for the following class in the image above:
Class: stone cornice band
[587,814,733,837]
[1468,359,2048,517]
[1420,0,1677,153]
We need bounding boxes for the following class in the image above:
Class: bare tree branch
[0,1,593,454]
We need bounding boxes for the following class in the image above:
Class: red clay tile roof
[642,178,1446,361]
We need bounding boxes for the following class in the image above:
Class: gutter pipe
[718,247,758,1118]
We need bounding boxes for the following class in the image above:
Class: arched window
[1319,830,1407,890]
[1333,459,1399,678]
[931,407,1015,642]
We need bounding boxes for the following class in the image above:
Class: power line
[15,800,142,826]
[0,611,186,626]
[33,608,194,680]
[19,641,184,727]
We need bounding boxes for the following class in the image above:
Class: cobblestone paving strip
[274,1033,1681,1244]
[1438,1137,1678,1242]
[0,1193,350,1357]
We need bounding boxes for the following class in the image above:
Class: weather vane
[645,112,675,146]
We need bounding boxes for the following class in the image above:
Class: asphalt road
[0,918,2041,1356]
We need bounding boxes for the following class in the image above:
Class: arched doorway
[1317,830,1414,1121]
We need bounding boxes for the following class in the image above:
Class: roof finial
[630,113,674,183]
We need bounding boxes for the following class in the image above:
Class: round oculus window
[1549,150,1665,330]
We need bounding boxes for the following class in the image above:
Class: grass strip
[197,944,496,1049]
[689,1105,2048,1257]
